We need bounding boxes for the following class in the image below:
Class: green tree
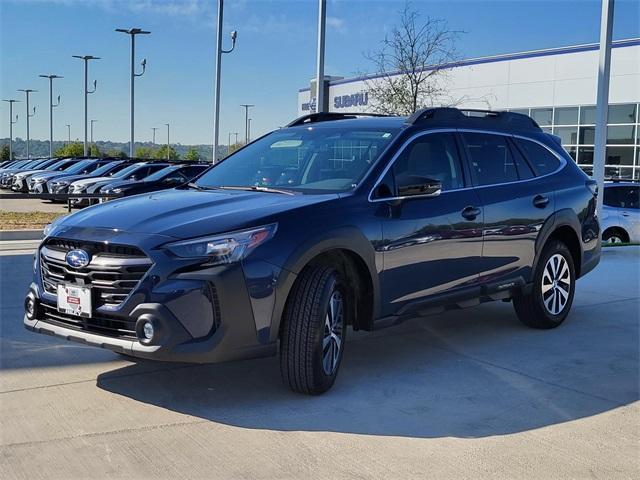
[154,145,180,160]
[184,147,201,161]
[105,149,128,159]
[135,146,156,159]
[0,144,10,161]
[89,144,102,157]
[54,142,85,157]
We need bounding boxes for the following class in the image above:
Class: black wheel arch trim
[269,226,381,342]
[533,208,584,278]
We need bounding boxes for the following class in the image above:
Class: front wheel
[280,266,347,395]
[513,240,576,329]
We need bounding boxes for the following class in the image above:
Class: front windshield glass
[195,127,399,193]
[63,160,94,173]
[90,161,120,177]
[144,166,176,181]
[110,164,140,178]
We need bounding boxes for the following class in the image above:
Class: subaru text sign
[334,92,368,109]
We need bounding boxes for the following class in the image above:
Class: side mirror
[396,175,442,198]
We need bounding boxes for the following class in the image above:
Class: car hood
[12,168,48,178]
[58,188,339,239]
[70,176,112,187]
[102,179,142,190]
[33,171,71,181]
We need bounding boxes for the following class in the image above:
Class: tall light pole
[18,89,37,158]
[65,124,71,144]
[212,0,238,163]
[165,123,170,160]
[2,99,19,160]
[593,0,615,219]
[315,0,327,113]
[248,118,252,142]
[90,119,97,144]
[234,132,239,145]
[72,55,99,156]
[115,28,150,158]
[39,74,63,157]
[240,104,254,144]
[151,127,158,144]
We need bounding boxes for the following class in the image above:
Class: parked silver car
[601,181,640,243]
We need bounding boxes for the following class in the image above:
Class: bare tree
[364,2,463,115]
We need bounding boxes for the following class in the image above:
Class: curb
[0,230,43,241]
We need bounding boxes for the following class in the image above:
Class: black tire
[280,266,347,395]
[602,228,629,244]
[513,240,576,329]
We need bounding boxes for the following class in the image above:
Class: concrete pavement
[0,247,638,479]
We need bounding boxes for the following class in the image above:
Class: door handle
[621,212,630,217]
[533,194,550,208]
[461,206,481,220]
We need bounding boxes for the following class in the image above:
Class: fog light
[25,295,38,320]
[143,321,154,340]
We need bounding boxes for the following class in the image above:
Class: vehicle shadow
[97,300,639,439]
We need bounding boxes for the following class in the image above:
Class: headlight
[56,180,70,186]
[164,223,278,264]
[34,177,46,184]
[72,184,86,192]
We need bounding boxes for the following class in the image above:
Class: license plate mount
[57,284,92,318]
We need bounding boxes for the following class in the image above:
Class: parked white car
[601,181,640,243]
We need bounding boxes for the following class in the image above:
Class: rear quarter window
[514,138,561,176]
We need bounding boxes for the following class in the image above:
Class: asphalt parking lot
[0,246,638,479]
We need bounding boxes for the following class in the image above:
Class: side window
[514,138,561,176]
[508,139,536,180]
[181,166,206,179]
[462,132,518,186]
[620,187,639,210]
[392,133,464,192]
[603,187,621,208]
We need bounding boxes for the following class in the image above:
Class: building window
[554,126,578,145]
[554,107,579,125]
[608,104,637,124]
[607,125,636,145]
[530,108,553,126]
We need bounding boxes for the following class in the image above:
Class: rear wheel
[280,266,347,395]
[603,228,628,244]
[514,240,575,329]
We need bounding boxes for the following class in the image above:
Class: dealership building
[298,38,640,179]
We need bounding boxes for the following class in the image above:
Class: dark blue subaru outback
[24,108,601,394]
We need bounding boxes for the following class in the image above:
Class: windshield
[63,160,94,173]
[110,164,141,178]
[90,161,121,177]
[144,166,177,182]
[195,127,398,193]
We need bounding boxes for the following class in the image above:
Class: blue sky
[1,0,639,147]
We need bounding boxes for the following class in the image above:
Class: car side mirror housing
[396,175,442,198]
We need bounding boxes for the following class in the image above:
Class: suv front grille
[40,238,153,308]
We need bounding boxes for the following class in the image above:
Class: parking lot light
[72,55,100,156]
[17,89,37,158]
[115,28,151,158]
[39,74,63,157]
[212,0,238,162]
[2,99,19,160]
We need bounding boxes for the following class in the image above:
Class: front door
[376,132,484,316]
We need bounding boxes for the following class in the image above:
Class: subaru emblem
[65,249,91,268]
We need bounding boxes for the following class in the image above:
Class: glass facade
[509,103,640,180]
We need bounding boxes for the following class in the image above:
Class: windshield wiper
[184,182,221,191]
[217,185,297,195]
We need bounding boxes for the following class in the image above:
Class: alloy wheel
[541,253,571,315]
[322,290,344,375]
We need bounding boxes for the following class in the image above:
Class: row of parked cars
[0,156,209,207]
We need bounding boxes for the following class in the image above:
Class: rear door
[460,132,559,287]
[376,131,484,315]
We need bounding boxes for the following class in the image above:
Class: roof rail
[286,112,392,127]
[406,107,541,131]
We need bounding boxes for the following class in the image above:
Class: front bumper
[23,229,281,363]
